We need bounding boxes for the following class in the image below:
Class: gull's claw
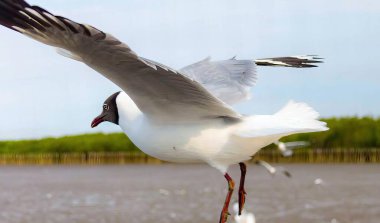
[238,162,248,215]
[238,189,247,215]
[219,173,235,223]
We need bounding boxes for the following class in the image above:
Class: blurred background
[0,0,379,223]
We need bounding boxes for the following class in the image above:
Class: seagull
[274,140,310,157]
[254,160,292,178]
[233,202,256,223]
[0,1,328,222]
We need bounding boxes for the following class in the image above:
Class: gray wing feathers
[0,1,240,123]
[180,57,257,105]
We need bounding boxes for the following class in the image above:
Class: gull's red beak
[91,115,105,128]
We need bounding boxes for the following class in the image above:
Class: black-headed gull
[0,1,327,222]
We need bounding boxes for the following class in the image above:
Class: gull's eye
[103,104,110,111]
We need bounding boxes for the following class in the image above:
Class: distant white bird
[0,1,327,223]
[255,160,292,178]
[233,202,256,223]
[314,178,325,186]
[274,140,310,157]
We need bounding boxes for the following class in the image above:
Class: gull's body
[116,92,324,172]
[0,1,327,222]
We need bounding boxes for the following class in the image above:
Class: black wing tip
[286,55,324,68]
[0,0,101,38]
[0,0,40,32]
[294,55,324,68]
[256,55,324,68]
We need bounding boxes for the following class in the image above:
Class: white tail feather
[273,100,327,130]
[234,101,328,138]
[206,102,328,171]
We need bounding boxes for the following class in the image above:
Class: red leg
[238,162,247,215]
[219,173,235,223]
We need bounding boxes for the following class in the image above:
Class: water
[0,164,379,223]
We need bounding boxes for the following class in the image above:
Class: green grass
[0,133,138,154]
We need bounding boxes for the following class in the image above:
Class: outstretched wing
[180,57,257,105]
[0,0,240,123]
[180,55,322,105]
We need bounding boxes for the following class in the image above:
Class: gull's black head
[91,92,121,128]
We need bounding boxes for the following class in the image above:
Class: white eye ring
[103,104,110,111]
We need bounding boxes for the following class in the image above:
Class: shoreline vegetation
[1,117,379,164]
[0,148,379,165]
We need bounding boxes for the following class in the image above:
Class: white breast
[122,116,231,163]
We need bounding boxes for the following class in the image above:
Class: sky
[0,0,379,140]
